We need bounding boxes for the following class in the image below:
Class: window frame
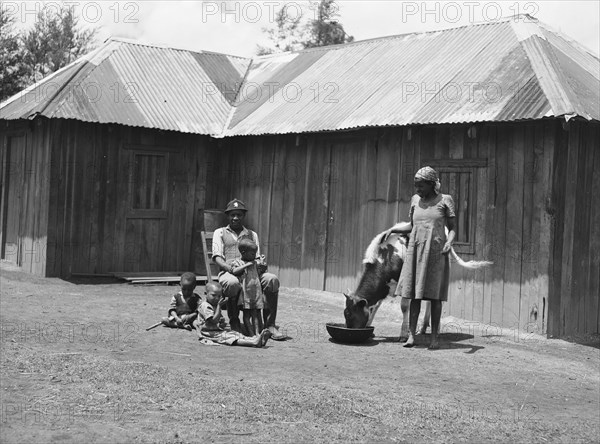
[435,166,477,254]
[127,150,170,219]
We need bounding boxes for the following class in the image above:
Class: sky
[6,1,600,58]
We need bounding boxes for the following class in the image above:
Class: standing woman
[396,166,456,349]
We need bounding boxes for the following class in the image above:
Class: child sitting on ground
[162,272,201,330]
[230,239,266,336]
[194,282,271,347]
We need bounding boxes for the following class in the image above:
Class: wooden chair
[200,231,219,282]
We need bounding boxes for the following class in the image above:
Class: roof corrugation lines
[0,39,251,135]
[226,18,599,135]
[1,16,598,136]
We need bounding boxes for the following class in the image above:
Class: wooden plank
[91,123,108,275]
[580,124,598,335]
[519,124,537,334]
[560,123,579,336]
[45,122,58,276]
[535,120,554,335]
[477,125,493,324]
[300,136,330,290]
[503,124,524,330]
[52,121,68,276]
[448,126,464,159]
[325,137,364,292]
[434,125,448,159]
[191,136,210,274]
[268,139,286,281]
[587,125,600,335]
[490,124,507,327]
[289,137,308,288]
[571,122,592,335]
[0,129,8,259]
[36,121,52,276]
[547,122,568,337]
[472,156,487,324]
[80,122,96,273]
[100,124,120,274]
[421,158,488,168]
[461,172,475,322]
[271,137,301,287]
[399,127,415,220]
[447,170,460,318]
[19,130,32,272]
[382,128,403,229]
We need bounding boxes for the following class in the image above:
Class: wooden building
[1,18,598,337]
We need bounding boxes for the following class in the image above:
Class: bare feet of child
[256,329,272,347]
[403,333,415,348]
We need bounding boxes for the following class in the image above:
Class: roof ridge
[105,36,251,61]
[254,15,528,59]
[534,21,600,59]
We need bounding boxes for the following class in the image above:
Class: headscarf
[414,166,441,194]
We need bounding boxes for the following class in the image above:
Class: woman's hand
[442,241,452,254]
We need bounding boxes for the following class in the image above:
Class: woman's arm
[443,217,456,254]
[389,221,412,233]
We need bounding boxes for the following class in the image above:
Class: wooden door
[123,150,170,272]
[323,138,368,292]
[1,135,26,264]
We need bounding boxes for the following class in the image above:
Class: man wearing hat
[212,199,282,338]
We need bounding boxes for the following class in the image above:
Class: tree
[256,6,308,55]
[21,5,97,84]
[0,7,29,101]
[256,0,353,55]
[304,0,354,48]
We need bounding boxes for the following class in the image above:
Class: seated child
[162,272,201,331]
[231,239,266,336]
[194,282,271,347]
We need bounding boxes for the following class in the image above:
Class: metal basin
[326,322,374,344]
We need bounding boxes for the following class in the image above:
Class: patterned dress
[231,259,265,309]
[397,193,455,301]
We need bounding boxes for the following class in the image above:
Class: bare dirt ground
[1,262,599,443]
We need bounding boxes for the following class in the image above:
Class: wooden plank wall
[37,119,212,277]
[0,120,51,275]
[548,120,600,337]
[207,120,599,334]
[3,116,597,335]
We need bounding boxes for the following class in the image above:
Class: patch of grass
[2,340,595,444]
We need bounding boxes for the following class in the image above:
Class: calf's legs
[366,299,384,327]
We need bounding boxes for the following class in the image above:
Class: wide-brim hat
[225,199,247,213]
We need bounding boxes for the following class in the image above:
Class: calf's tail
[450,247,493,269]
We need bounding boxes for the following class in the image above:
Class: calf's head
[344,293,370,328]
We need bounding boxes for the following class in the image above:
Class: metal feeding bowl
[326,323,375,344]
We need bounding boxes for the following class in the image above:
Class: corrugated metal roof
[226,16,599,135]
[1,16,598,136]
[0,38,251,135]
